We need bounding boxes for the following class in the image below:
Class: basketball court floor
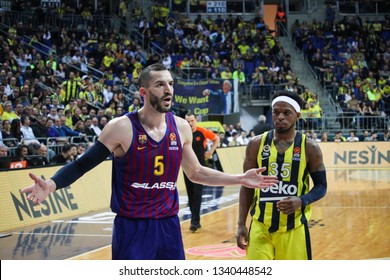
[1,167,389,260]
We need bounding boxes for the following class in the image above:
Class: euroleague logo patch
[169,132,179,150]
[186,243,246,258]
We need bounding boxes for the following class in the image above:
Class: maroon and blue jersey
[110,111,182,219]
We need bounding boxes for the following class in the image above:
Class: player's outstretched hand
[242,167,278,189]
[20,173,54,205]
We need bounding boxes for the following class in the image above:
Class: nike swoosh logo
[137,146,147,150]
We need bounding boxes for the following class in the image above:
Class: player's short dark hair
[139,63,169,88]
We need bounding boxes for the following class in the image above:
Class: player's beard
[149,91,172,113]
[274,122,295,134]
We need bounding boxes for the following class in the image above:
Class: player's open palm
[243,167,278,189]
[20,173,52,205]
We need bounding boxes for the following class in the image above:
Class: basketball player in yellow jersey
[236,90,327,260]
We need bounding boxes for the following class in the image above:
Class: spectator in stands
[346,130,360,142]
[359,130,369,141]
[75,143,87,159]
[128,77,140,97]
[275,5,287,36]
[382,130,389,141]
[4,76,17,97]
[99,116,108,130]
[73,120,91,143]
[218,131,230,148]
[31,144,51,166]
[161,52,172,69]
[14,144,30,162]
[104,105,115,120]
[325,3,336,25]
[210,28,225,50]
[51,143,74,165]
[51,116,86,140]
[360,99,375,129]
[90,117,102,136]
[1,119,17,147]
[46,118,66,143]
[0,145,8,157]
[1,101,19,122]
[220,66,233,79]
[211,68,221,79]
[228,131,240,146]
[364,131,378,141]
[20,115,40,145]
[47,106,60,121]
[308,99,322,130]
[10,118,22,146]
[347,93,361,114]
[252,114,272,136]
[312,132,321,142]
[128,97,142,113]
[69,143,78,161]
[72,108,84,127]
[83,117,97,138]
[139,17,150,34]
[333,131,346,142]
[61,72,83,105]
[251,67,266,99]
[236,130,249,146]
[233,67,246,94]
[320,132,329,142]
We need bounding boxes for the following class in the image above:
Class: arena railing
[296,114,389,134]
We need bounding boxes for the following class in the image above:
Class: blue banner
[173,79,236,116]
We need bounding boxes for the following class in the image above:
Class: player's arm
[20,116,131,204]
[237,136,261,249]
[277,138,327,214]
[178,117,277,189]
[300,138,327,207]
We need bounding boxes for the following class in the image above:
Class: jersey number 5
[154,155,164,176]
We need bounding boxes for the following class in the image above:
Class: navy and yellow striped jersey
[61,79,82,104]
[111,111,182,219]
[250,130,311,232]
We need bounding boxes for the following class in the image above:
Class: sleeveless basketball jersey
[111,112,182,219]
[250,130,311,232]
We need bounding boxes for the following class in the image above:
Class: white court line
[12,232,111,237]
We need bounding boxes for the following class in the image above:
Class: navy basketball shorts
[112,215,185,260]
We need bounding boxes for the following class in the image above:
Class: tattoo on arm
[308,141,326,173]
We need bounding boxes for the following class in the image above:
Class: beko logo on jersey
[131,182,177,190]
[261,182,298,195]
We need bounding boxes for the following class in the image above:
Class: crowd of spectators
[292,5,390,131]
[0,1,389,170]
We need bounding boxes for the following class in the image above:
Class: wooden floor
[1,167,389,260]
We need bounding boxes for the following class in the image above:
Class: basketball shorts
[112,215,185,260]
[246,219,312,260]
